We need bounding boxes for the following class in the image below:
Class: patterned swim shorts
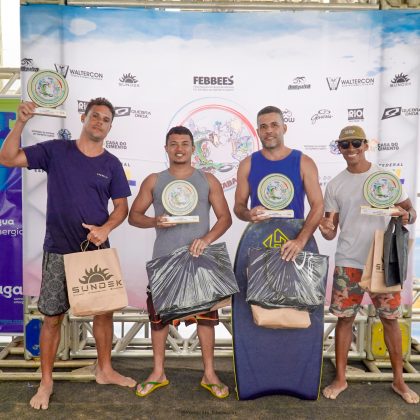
[329,266,401,319]
[37,252,70,316]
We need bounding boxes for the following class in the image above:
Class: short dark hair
[257,106,284,122]
[85,97,115,120]
[165,126,194,146]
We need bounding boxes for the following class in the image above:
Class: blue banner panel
[0,98,23,334]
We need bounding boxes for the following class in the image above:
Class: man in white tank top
[319,125,418,404]
[129,126,232,399]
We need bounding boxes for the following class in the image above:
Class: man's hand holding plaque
[27,70,68,118]
[161,180,199,224]
[361,171,402,216]
[257,173,294,218]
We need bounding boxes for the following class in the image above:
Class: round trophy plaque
[257,174,294,210]
[27,70,69,114]
[363,171,402,209]
[162,180,198,216]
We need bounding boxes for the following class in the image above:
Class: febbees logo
[193,75,234,92]
[21,58,39,72]
[348,108,364,122]
[390,73,410,87]
[288,76,311,90]
[71,265,123,295]
[119,73,139,88]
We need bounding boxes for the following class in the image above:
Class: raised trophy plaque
[257,173,294,218]
[162,180,199,224]
[361,171,402,216]
[27,70,68,118]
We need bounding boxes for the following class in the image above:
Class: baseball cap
[337,125,367,141]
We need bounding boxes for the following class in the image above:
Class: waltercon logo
[193,75,234,92]
[390,73,410,87]
[118,73,139,88]
[21,58,39,72]
[288,76,311,90]
[348,108,364,122]
[71,265,122,295]
[56,63,103,80]
[327,76,374,90]
[311,109,332,125]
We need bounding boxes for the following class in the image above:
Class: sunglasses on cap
[336,139,366,149]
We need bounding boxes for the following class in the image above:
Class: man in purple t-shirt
[0,98,135,410]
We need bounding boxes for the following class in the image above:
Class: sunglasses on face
[336,139,366,149]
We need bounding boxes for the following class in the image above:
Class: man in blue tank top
[0,98,135,410]
[234,105,323,258]
[129,126,232,398]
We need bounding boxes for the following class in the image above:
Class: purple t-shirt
[23,139,131,254]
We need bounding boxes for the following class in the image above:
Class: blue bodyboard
[232,219,324,400]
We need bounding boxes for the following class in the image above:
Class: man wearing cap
[319,125,418,404]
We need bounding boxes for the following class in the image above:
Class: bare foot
[30,383,53,410]
[391,383,419,404]
[322,380,348,400]
[136,373,168,396]
[201,374,229,398]
[95,367,136,388]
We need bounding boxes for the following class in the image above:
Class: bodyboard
[232,219,324,400]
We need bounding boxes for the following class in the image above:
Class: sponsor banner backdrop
[20,6,420,307]
[0,98,23,334]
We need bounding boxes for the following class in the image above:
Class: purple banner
[0,98,23,334]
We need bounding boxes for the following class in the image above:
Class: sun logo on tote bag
[79,265,114,284]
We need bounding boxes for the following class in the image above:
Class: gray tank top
[152,169,210,258]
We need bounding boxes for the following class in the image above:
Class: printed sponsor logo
[96,173,109,179]
[54,64,70,78]
[311,109,332,124]
[193,75,234,92]
[78,101,151,119]
[329,140,341,155]
[319,175,333,188]
[21,58,39,72]
[57,129,72,140]
[262,228,289,248]
[118,73,139,88]
[382,107,402,120]
[282,108,295,123]
[71,265,123,295]
[381,107,419,120]
[0,219,22,237]
[56,64,103,80]
[327,76,374,90]
[390,73,410,87]
[0,285,23,299]
[377,141,399,151]
[122,162,136,187]
[31,129,55,138]
[105,140,127,150]
[348,108,364,122]
[303,145,328,152]
[288,76,311,90]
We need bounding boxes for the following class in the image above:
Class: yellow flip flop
[135,379,169,397]
[200,382,229,399]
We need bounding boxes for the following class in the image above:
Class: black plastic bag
[146,242,239,321]
[246,248,328,312]
[383,218,409,287]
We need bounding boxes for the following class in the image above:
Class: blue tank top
[248,150,305,218]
